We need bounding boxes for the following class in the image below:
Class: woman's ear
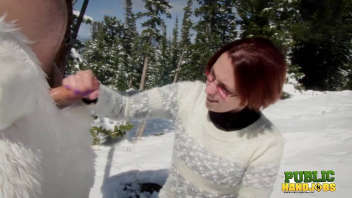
[240,98,248,109]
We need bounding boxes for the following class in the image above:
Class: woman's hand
[50,70,100,107]
[62,70,100,100]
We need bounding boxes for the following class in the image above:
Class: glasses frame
[205,69,239,100]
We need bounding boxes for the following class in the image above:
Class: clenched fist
[50,70,100,107]
[63,70,100,100]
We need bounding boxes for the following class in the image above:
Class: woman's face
[205,52,247,113]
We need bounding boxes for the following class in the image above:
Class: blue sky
[74,0,197,40]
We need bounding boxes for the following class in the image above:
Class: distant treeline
[67,0,352,91]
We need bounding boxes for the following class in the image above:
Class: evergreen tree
[158,23,174,85]
[80,16,127,90]
[192,0,219,81]
[289,0,352,90]
[176,0,193,82]
[66,0,92,76]
[194,0,220,51]
[181,0,193,49]
[233,0,305,86]
[216,0,238,43]
[235,0,352,90]
[172,17,179,64]
[169,16,180,82]
[185,0,238,81]
[235,0,273,38]
[124,0,137,50]
[137,0,172,89]
[233,0,298,51]
[122,0,141,89]
[195,0,237,47]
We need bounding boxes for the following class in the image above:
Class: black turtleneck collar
[208,107,261,131]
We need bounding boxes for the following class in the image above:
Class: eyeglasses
[205,69,239,100]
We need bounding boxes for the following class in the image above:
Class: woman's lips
[207,97,218,103]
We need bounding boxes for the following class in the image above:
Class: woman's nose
[205,82,217,96]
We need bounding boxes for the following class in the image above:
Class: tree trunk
[128,78,133,89]
[139,56,149,91]
[173,51,185,83]
[52,0,90,89]
[71,0,90,41]
[134,121,147,141]
[136,55,150,140]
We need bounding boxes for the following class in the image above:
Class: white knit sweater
[94,81,284,198]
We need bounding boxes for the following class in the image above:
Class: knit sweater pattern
[93,81,284,198]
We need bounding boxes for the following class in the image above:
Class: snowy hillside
[89,85,352,198]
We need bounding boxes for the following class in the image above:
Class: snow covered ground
[89,84,352,198]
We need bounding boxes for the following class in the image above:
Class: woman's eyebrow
[212,68,234,92]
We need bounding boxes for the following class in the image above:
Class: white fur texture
[0,138,42,198]
[0,16,95,198]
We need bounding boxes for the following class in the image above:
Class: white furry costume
[0,16,95,198]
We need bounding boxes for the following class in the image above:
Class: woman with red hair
[63,37,287,197]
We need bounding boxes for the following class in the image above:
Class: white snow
[71,48,83,63]
[89,86,352,198]
[73,10,94,22]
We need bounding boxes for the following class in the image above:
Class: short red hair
[205,38,287,110]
